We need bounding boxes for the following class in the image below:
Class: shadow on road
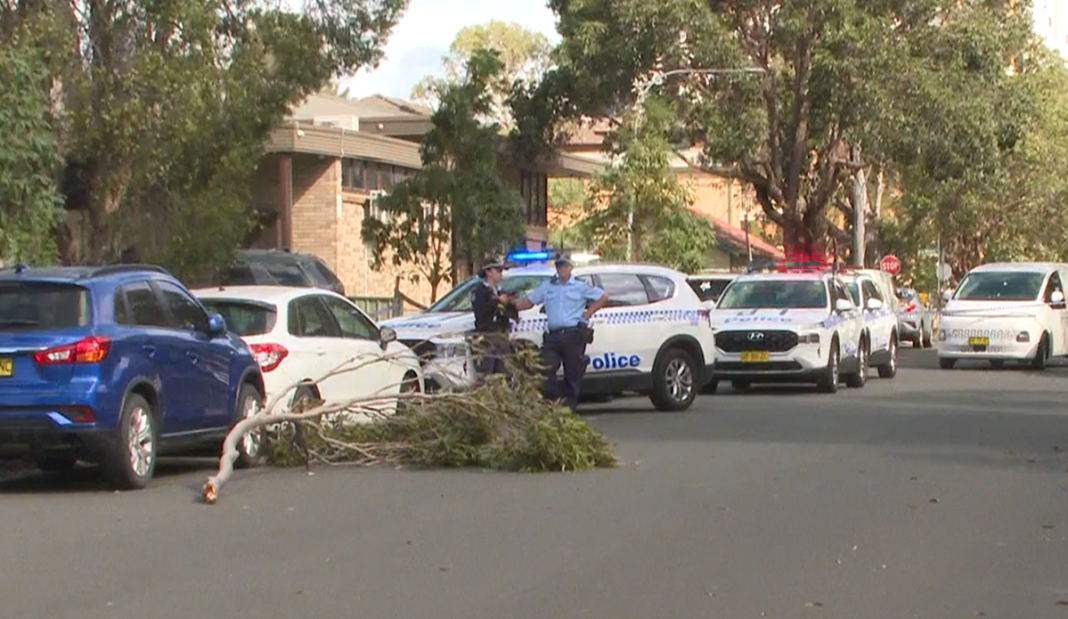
[0,458,218,494]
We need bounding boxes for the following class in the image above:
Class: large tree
[0,31,64,265]
[524,0,1035,262]
[363,50,525,300]
[412,20,551,125]
[1,0,407,278]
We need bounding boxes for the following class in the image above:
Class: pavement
[3,348,1068,619]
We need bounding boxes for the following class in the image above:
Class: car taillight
[904,302,917,313]
[250,343,288,372]
[34,336,111,365]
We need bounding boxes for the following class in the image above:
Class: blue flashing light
[507,250,553,262]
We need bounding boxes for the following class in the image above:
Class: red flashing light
[34,336,112,365]
[250,343,288,372]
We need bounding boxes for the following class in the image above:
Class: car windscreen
[953,271,1046,302]
[716,280,829,310]
[427,275,550,313]
[0,282,91,331]
[687,278,733,302]
[200,299,277,336]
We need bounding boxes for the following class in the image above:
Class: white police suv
[379,262,717,411]
[840,268,901,378]
[709,271,870,393]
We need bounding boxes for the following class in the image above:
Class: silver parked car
[896,287,933,348]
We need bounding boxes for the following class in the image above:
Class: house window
[342,158,416,192]
[519,169,548,227]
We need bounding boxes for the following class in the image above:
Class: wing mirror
[942,290,953,303]
[207,314,227,337]
[866,298,883,311]
[378,326,398,350]
[1051,290,1065,306]
[834,298,854,313]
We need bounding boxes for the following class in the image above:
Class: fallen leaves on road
[929,498,939,503]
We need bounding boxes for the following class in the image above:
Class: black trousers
[541,326,589,411]
[472,332,513,381]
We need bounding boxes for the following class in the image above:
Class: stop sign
[880,254,902,275]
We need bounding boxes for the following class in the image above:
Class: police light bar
[507,250,554,262]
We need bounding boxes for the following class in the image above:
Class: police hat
[554,256,574,267]
[478,261,508,278]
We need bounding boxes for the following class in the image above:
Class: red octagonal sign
[880,254,902,275]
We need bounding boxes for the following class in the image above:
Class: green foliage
[265,350,618,473]
[526,0,1038,255]
[0,38,64,265]
[364,49,525,290]
[411,20,552,125]
[1,0,407,273]
[581,98,716,270]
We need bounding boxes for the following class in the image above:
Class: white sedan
[192,286,423,415]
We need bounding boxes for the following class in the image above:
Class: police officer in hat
[471,260,518,380]
[516,256,609,410]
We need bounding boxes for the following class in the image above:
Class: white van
[937,262,1068,370]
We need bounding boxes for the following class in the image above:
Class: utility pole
[625,66,765,262]
[851,144,867,267]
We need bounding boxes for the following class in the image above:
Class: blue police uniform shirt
[525,276,605,331]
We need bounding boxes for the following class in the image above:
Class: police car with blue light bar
[378,259,717,411]
[709,270,877,393]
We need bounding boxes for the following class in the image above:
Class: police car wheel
[1031,335,1049,371]
[845,339,867,389]
[877,335,898,378]
[817,342,840,394]
[650,348,698,412]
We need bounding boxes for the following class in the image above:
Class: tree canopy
[1,0,408,279]
[520,0,1040,265]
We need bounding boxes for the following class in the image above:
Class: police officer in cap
[516,256,608,410]
[471,260,518,380]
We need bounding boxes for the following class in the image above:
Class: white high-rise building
[1035,1,1068,59]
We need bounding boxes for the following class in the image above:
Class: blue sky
[341,0,559,99]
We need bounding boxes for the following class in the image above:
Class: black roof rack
[86,264,171,278]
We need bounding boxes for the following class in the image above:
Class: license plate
[741,351,770,363]
[969,337,990,347]
[0,358,12,377]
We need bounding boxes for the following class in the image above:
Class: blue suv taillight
[34,336,112,365]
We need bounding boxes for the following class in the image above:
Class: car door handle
[142,344,156,358]
[315,347,326,356]
[186,350,199,364]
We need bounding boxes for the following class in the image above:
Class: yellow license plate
[741,351,770,363]
[0,358,12,377]
[969,337,990,347]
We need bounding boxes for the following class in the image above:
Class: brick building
[248,93,600,304]
[560,120,782,270]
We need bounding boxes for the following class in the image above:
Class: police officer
[471,260,518,380]
[516,257,609,411]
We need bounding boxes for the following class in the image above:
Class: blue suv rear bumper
[0,382,121,459]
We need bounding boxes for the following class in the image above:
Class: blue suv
[0,264,266,489]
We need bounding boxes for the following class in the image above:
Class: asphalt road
[3,348,1068,619]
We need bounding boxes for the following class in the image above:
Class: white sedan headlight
[797,332,821,344]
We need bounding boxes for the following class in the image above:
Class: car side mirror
[539,305,546,314]
[378,325,398,350]
[1051,290,1065,306]
[208,314,227,336]
[942,290,953,303]
[866,298,883,311]
[834,298,854,313]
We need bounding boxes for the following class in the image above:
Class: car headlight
[798,332,820,344]
[434,342,468,359]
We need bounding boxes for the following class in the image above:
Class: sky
[340,0,559,100]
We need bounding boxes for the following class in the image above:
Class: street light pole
[624,66,766,262]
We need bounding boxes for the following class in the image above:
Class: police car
[379,262,717,411]
[839,268,901,378]
[709,270,871,393]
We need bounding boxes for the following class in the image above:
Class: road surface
[2,349,1067,619]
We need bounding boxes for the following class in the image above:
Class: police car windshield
[954,271,1045,302]
[717,280,829,310]
[427,275,550,312]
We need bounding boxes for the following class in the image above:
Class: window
[0,283,91,332]
[1044,272,1064,303]
[201,300,278,336]
[598,273,649,307]
[287,296,342,338]
[428,275,550,312]
[114,289,130,325]
[319,295,378,340]
[341,158,417,192]
[688,277,733,303]
[845,282,861,306]
[954,271,1045,302]
[342,159,366,190]
[158,281,210,331]
[643,276,676,303]
[861,280,882,304]
[124,282,169,327]
[310,258,344,290]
